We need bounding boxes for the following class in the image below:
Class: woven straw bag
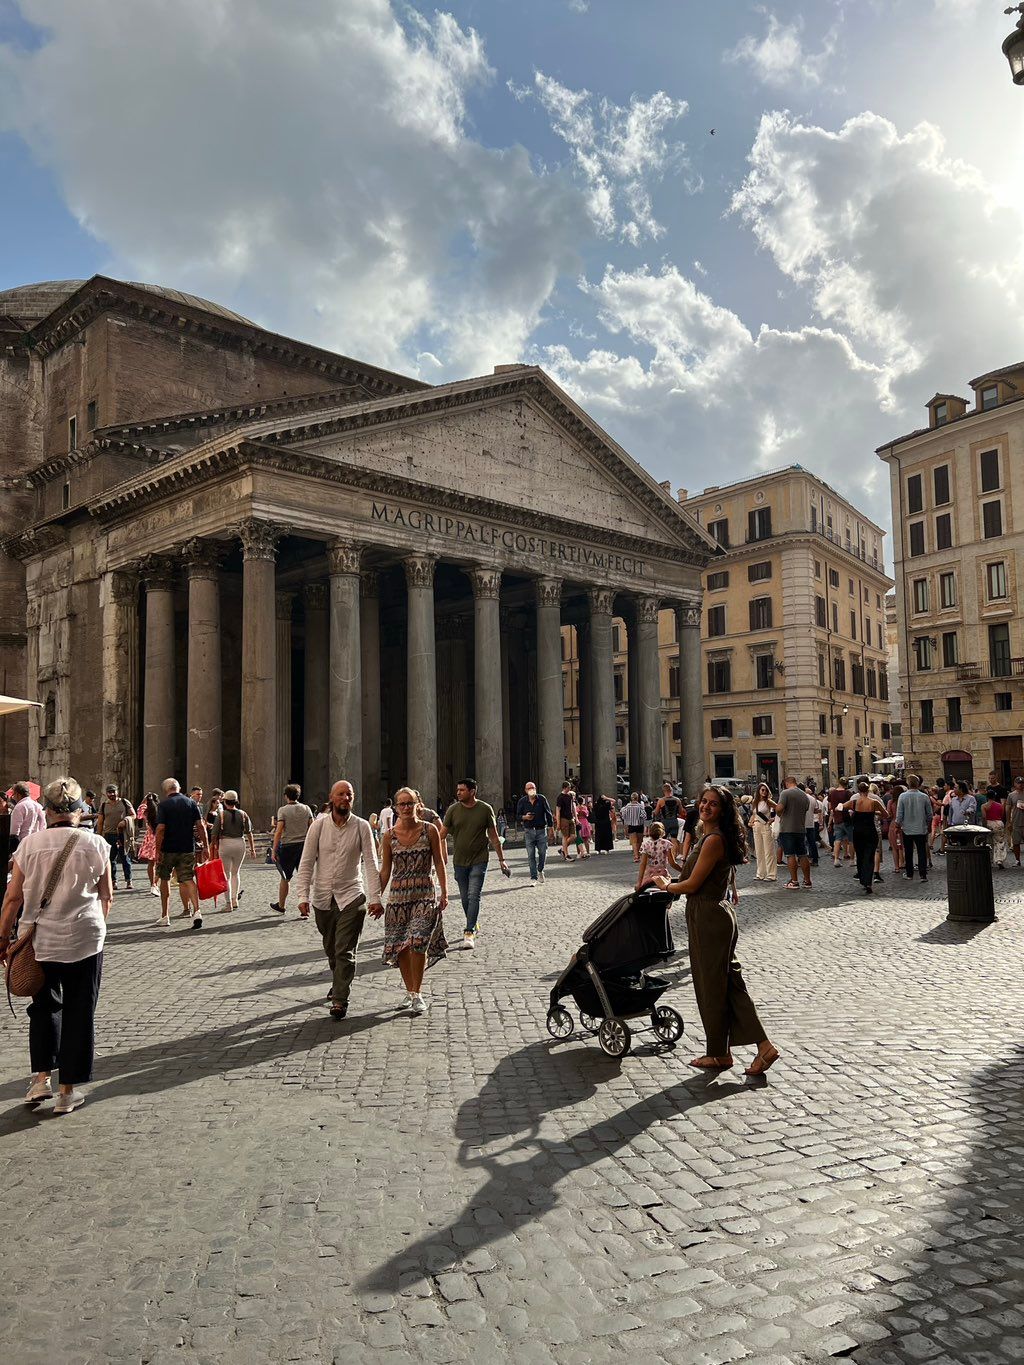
[5,831,80,1013]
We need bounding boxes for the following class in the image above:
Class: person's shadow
[361,1038,747,1292]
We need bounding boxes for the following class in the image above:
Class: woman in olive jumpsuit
[655,785,780,1076]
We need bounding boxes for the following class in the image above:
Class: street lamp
[1003,5,1024,83]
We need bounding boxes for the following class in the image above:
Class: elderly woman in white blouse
[0,777,112,1115]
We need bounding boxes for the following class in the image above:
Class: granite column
[471,567,503,810]
[405,556,437,808]
[184,540,222,795]
[302,583,329,804]
[328,542,363,800]
[142,556,177,795]
[535,577,564,808]
[360,569,383,813]
[676,602,705,798]
[636,595,662,797]
[588,588,617,801]
[239,520,278,827]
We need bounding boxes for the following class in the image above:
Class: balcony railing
[809,523,881,569]
[955,659,1024,681]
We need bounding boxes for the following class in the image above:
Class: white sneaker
[463,932,475,951]
[398,992,415,1009]
[538,872,545,884]
[410,994,428,1014]
[53,1088,85,1115]
[25,1076,51,1105]
[149,884,160,896]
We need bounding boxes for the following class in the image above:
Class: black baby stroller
[545,887,684,1057]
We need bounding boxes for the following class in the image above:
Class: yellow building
[561,467,892,793]
[878,366,1024,786]
[683,468,892,789]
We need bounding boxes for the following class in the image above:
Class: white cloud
[726,12,837,91]
[511,72,690,243]
[0,0,589,376]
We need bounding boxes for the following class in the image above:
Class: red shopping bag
[196,858,228,903]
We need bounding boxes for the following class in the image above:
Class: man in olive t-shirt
[441,778,509,950]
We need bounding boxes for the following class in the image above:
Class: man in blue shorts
[775,776,811,890]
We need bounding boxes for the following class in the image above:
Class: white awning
[0,695,41,717]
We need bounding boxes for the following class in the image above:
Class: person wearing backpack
[210,791,256,911]
[270,783,315,916]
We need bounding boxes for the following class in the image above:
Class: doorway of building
[993,736,1024,789]
[756,753,779,793]
[940,749,974,786]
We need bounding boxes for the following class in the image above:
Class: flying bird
[709,128,716,135]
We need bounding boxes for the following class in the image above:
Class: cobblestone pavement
[2,840,1023,1365]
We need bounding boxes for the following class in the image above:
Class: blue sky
[2,0,1023,541]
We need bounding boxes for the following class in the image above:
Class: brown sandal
[745,1044,780,1076]
[689,1055,733,1070]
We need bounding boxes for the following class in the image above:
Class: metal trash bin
[945,824,996,923]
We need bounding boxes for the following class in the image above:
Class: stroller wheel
[598,1018,631,1058]
[579,1012,601,1034]
[651,1006,684,1043]
[546,1007,574,1040]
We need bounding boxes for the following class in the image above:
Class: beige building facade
[683,468,892,790]
[878,366,1024,786]
[0,278,714,824]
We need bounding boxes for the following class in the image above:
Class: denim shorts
[779,832,806,857]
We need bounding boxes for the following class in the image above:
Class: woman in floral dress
[135,791,160,897]
[378,786,448,1014]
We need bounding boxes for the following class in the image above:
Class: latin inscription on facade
[370,501,647,578]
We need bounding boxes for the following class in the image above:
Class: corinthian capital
[360,568,380,600]
[676,602,701,630]
[139,554,176,591]
[587,587,615,617]
[636,594,661,625]
[181,538,224,579]
[470,567,502,600]
[404,555,436,590]
[237,519,280,562]
[108,569,138,606]
[535,576,562,609]
[327,541,362,576]
[303,582,328,611]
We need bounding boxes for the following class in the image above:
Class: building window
[912,578,929,614]
[749,598,772,631]
[710,718,733,739]
[708,659,731,694]
[848,578,854,596]
[832,603,839,633]
[879,671,889,702]
[935,513,952,550]
[748,561,772,583]
[909,522,925,557]
[933,465,950,505]
[852,662,865,695]
[914,636,934,671]
[814,559,822,579]
[61,480,71,511]
[713,753,735,778]
[708,518,729,548]
[939,572,956,609]
[996,692,1013,711]
[615,725,625,745]
[613,670,624,702]
[920,699,935,733]
[748,507,772,542]
[560,635,566,660]
[752,715,773,737]
[881,722,891,740]
[934,402,948,426]
[828,568,840,589]
[671,722,681,741]
[668,664,680,698]
[942,631,958,667]
[612,625,621,653]
[68,415,77,451]
[847,610,855,639]
[986,561,1008,600]
[834,657,846,690]
[981,386,999,411]
[907,474,923,514]
[947,696,962,732]
[867,668,877,698]
[983,501,1003,539]
[86,399,97,430]
[865,619,872,647]
[854,716,861,738]
[815,596,827,628]
[755,655,776,689]
[989,623,1011,678]
[707,605,726,638]
[707,571,729,591]
[819,714,827,735]
[817,654,826,687]
[980,449,1001,492]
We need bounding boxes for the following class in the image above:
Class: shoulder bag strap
[38,830,82,911]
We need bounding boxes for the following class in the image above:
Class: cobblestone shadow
[362,1039,747,1293]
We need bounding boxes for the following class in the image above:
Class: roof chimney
[659,480,672,493]
[677,488,688,503]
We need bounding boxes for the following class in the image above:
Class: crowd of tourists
[0,759,1013,1113]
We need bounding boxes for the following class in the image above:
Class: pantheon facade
[0,278,712,824]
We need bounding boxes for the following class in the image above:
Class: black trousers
[28,953,103,1084]
[904,833,928,878]
[853,829,877,890]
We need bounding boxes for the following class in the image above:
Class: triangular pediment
[255,369,714,562]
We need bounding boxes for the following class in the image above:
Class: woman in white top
[750,782,776,882]
[0,777,112,1115]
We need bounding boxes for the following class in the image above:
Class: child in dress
[636,821,678,890]
[576,800,592,858]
